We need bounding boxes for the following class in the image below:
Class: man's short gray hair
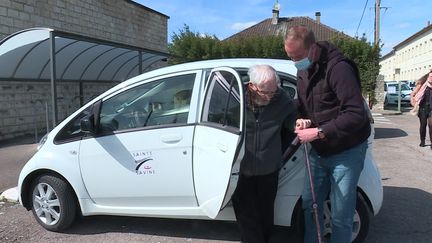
[284,26,316,49]
[248,64,280,86]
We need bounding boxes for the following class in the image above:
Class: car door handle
[217,142,228,152]
[161,134,183,144]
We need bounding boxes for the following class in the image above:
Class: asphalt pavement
[0,136,37,194]
[366,108,432,243]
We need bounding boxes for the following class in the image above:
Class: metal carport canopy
[0,28,169,126]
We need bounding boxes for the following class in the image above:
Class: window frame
[54,104,95,144]
[199,67,245,134]
[96,72,199,135]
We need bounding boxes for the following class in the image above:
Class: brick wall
[0,0,168,53]
[0,81,116,141]
[0,0,168,141]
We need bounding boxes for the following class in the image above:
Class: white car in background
[401,80,416,90]
[18,59,383,242]
[384,81,412,106]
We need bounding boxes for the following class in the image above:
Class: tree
[331,34,381,107]
[168,24,220,64]
[169,26,380,107]
[168,25,286,64]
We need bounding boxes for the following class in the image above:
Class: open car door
[193,67,245,218]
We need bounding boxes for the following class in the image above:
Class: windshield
[387,83,411,92]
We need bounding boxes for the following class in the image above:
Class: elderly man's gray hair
[248,64,280,86]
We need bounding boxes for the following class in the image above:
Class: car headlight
[37,133,48,150]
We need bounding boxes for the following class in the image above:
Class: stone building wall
[0,0,168,53]
[374,75,385,110]
[0,81,115,141]
[0,0,168,141]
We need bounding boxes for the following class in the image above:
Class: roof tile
[225,17,350,41]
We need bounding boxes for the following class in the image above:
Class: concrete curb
[381,111,403,115]
[0,187,18,202]
[372,110,403,116]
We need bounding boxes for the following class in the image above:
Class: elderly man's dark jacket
[240,88,296,176]
[297,41,371,156]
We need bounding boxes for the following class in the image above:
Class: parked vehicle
[401,80,417,90]
[384,81,412,106]
[18,58,383,242]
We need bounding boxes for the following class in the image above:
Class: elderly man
[284,26,371,243]
[232,64,296,243]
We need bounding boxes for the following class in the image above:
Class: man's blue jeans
[302,141,367,243]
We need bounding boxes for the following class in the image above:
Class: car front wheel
[30,175,76,231]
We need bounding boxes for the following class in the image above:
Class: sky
[135,0,432,55]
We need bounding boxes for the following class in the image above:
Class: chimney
[428,21,431,26]
[315,12,321,24]
[272,1,280,25]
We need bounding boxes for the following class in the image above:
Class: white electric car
[18,58,383,242]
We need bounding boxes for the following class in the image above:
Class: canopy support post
[139,51,143,74]
[49,31,58,127]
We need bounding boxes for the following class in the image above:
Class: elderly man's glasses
[248,83,277,97]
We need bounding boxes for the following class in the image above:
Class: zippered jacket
[240,88,296,176]
[297,41,371,156]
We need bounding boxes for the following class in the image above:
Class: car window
[54,105,93,143]
[202,70,241,129]
[279,75,297,99]
[401,83,411,91]
[386,83,411,92]
[236,69,297,99]
[99,73,195,133]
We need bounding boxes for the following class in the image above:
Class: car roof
[385,81,408,85]
[75,58,296,114]
[121,58,297,87]
[385,81,412,83]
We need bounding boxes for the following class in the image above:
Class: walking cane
[281,137,323,243]
[304,142,323,243]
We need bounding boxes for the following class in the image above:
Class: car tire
[30,175,76,232]
[294,193,372,242]
[384,97,389,107]
[351,194,372,243]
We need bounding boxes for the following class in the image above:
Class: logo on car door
[132,151,155,175]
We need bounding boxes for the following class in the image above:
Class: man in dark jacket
[232,64,296,243]
[284,26,371,243]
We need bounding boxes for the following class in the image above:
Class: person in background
[232,64,296,243]
[284,26,371,243]
[411,71,432,148]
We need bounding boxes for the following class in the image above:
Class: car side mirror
[80,115,95,134]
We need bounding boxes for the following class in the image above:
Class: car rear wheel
[293,193,372,242]
[30,175,76,231]
[323,194,372,242]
